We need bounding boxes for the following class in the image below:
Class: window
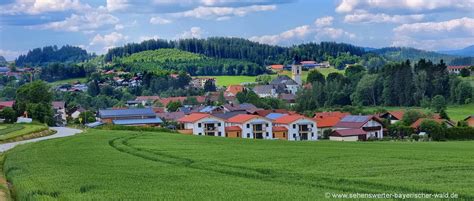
[266,123,269,127]
[218,123,221,126]
[198,133,202,135]
[218,132,222,136]
[198,123,201,128]
[283,133,286,138]
[237,132,240,137]
[293,134,296,138]
[247,133,250,138]
[266,132,269,137]
[293,124,296,129]
[246,124,250,128]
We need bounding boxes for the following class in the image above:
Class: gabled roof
[314,116,341,128]
[213,111,248,120]
[99,108,156,119]
[0,101,15,108]
[274,114,312,124]
[135,96,160,101]
[334,115,380,129]
[269,64,284,70]
[253,109,292,117]
[265,113,288,120]
[225,85,244,96]
[272,126,288,132]
[270,75,298,85]
[380,111,405,120]
[253,85,274,95]
[177,113,211,123]
[314,111,349,119]
[157,112,185,121]
[227,114,266,124]
[464,115,474,121]
[331,129,367,137]
[225,126,242,132]
[410,118,454,129]
[52,101,65,109]
[223,103,258,112]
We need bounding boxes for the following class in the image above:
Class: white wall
[186,117,226,137]
[275,119,317,141]
[227,117,273,139]
[363,119,384,139]
[329,136,358,141]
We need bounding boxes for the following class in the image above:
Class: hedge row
[444,127,474,140]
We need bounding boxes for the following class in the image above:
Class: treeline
[370,47,460,65]
[105,37,367,65]
[295,59,473,112]
[450,57,474,66]
[40,62,96,82]
[16,45,92,66]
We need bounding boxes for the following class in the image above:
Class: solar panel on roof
[341,115,369,122]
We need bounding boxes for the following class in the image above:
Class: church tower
[292,59,302,86]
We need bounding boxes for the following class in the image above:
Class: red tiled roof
[314,111,349,119]
[253,109,291,117]
[0,101,15,108]
[225,126,242,132]
[272,126,288,132]
[52,101,65,109]
[331,129,367,137]
[274,114,309,124]
[314,116,341,128]
[269,64,284,70]
[447,66,468,70]
[135,96,160,101]
[227,114,261,124]
[178,113,211,123]
[410,118,444,129]
[225,85,244,96]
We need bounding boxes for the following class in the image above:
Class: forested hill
[0,56,7,66]
[105,37,366,65]
[15,45,92,67]
[370,47,459,64]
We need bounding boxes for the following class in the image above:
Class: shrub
[410,134,420,141]
[445,127,474,140]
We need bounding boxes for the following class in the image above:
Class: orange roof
[269,64,284,70]
[273,114,309,124]
[314,111,349,119]
[387,110,405,120]
[225,126,242,132]
[225,85,244,96]
[410,118,444,129]
[272,126,288,132]
[227,114,262,123]
[178,113,211,123]
[314,116,341,128]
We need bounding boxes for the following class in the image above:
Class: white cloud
[106,0,129,12]
[29,9,119,32]
[149,16,172,24]
[139,35,160,41]
[89,32,128,51]
[0,0,90,15]
[178,27,203,39]
[314,16,333,27]
[336,0,474,13]
[173,5,276,20]
[392,17,474,50]
[0,49,24,61]
[394,17,474,36]
[344,11,425,24]
[114,24,124,30]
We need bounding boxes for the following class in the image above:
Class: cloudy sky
[0,0,473,60]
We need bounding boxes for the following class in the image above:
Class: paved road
[0,127,83,152]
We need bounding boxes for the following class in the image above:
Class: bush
[410,134,420,141]
[445,127,474,140]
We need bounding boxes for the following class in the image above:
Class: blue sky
[0,0,473,60]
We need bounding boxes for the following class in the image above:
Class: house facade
[98,108,162,126]
[178,113,226,137]
[331,115,384,141]
[226,114,273,139]
[273,115,318,141]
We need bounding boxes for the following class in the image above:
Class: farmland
[0,124,49,143]
[4,129,474,200]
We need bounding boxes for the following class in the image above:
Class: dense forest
[15,45,92,67]
[370,47,459,65]
[105,37,366,65]
[116,49,266,76]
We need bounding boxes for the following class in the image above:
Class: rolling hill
[369,47,458,64]
[439,45,474,57]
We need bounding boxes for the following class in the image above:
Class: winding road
[0,127,83,152]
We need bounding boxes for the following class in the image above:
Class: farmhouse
[379,110,405,124]
[226,114,273,139]
[313,111,349,137]
[98,108,162,126]
[464,115,474,127]
[177,113,226,137]
[331,115,384,141]
[447,66,469,74]
[225,85,245,97]
[273,114,317,141]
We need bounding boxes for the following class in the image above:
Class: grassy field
[0,124,48,142]
[4,129,474,200]
[363,103,474,122]
[198,68,345,86]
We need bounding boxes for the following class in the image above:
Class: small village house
[98,108,162,126]
[313,111,349,137]
[410,118,455,133]
[464,115,474,127]
[177,113,226,137]
[330,115,384,141]
[226,114,273,139]
[379,111,405,124]
[447,66,469,74]
[273,115,317,141]
[225,85,245,97]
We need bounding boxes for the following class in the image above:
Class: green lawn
[197,68,344,87]
[48,77,87,86]
[4,129,474,200]
[0,124,48,142]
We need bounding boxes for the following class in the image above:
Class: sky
[0,0,474,61]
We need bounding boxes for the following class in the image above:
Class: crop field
[0,124,48,143]
[4,129,474,200]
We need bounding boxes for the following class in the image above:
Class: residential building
[464,115,474,127]
[177,113,226,137]
[447,66,469,74]
[226,114,273,139]
[273,115,317,141]
[270,75,299,94]
[313,111,349,137]
[410,118,455,133]
[331,115,384,141]
[225,85,245,97]
[379,111,405,124]
[191,77,216,88]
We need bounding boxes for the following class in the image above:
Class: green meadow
[4,129,474,200]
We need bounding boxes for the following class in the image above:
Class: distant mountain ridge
[0,55,7,66]
[368,47,459,64]
[438,45,474,57]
